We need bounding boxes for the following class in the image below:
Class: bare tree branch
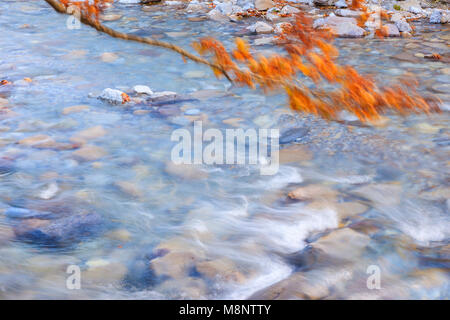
[44,0,232,82]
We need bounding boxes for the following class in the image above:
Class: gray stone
[335,9,361,17]
[335,0,348,8]
[98,88,126,104]
[133,85,153,95]
[332,22,366,38]
[395,19,412,32]
[15,213,102,246]
[429,9,448,24]
[207,8,230,22]
[314,0,336,6]
[280,127,310,144]
[280,5,300,15]
[384,24,400,37]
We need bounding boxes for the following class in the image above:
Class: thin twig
[44,0,233,82]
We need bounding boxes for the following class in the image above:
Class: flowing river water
[0,0,449,299]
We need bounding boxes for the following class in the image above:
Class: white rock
[429,9,449,24]
[335,9,362,17]
[207,8,230,22]
[242,3,254,11]
[280,5,300,15]
[332,22,365,37]
[98,88,126,104]
[247,21,274,34]
[266,7,280,21]
[408,6,422,14]
[395,19,412,32]
[216,2,233,15]
[165,1,183,5]
[39,183,59,200]
[335,0,347,8]
[274,22,292,34]
[133,85,153,95]
[390,12,404,23]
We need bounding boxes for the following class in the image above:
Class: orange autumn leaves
[194,12,440,122]
[53,0,440,122]
[59,0,112,18]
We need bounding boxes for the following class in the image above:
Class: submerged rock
[14,213,102,246]
[38,182,59,200]
[72,145,107,161]
[279,127,309,144]
[312,228,371,262]
[165,162,208,180]
[249,270,332,299]
[288,184,338,201]
[5,207,55,219]
[62,105,90,115]
[0,158,14,176]
[352,183,402,206]
[156,277,207,299]
[149,238,205,279]
[196,258,246,283]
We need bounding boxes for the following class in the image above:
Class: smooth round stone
[440,68,450,75]
[432,83,450,94]
[100,14,122,22]
[184,108,200,116]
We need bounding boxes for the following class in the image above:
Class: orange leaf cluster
[59,0,112,18]
[121,92,130,104]
[194,12,440,122]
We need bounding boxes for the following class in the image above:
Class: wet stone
[72,145,107,161]
[195,258,246,284]
[288,184,338,201]
[62,105,90,115]
[280,127,310,144]
[0,158,14,176]
[5,207,55,220]
[14,212,102,247]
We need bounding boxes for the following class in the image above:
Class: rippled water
[0,0,449,299]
